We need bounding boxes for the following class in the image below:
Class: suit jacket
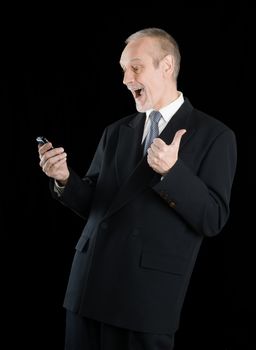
[51,99,237,334]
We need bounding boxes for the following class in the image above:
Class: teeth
[128,87,142,92]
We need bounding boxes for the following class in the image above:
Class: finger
[152,138,166,149]
[47,153,67,167]
[171,129,186,147]
[45,157,67,176]
[150,145,163,159]
[55,157,67,168]
[147,148,155,157]
[38,143,53,154]
[147,151,159,166]
[42,153,67,170]
[149,144,158,155]
[40,147,65,165]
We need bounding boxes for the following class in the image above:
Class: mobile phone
[36,136,50,146]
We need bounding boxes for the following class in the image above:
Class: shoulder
[183,98,236,150]
[187,101,235,139]
[194,108,231,130]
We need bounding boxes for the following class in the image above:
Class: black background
[1,6,253,349]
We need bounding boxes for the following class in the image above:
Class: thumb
[171,129,187,148]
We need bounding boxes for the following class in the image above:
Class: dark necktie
[143,110,162,155]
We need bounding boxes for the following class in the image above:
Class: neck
[155,89,180,110]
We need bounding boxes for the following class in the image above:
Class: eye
[132,65,141,73]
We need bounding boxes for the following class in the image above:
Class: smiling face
[120,37,177,112]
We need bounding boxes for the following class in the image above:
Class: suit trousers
[65,311,174,350]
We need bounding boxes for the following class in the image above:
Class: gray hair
[125,28,181,80]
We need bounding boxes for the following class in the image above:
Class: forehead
[120,37,157,67]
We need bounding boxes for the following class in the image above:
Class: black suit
[51,99,237,336]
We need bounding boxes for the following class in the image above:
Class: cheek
[144,69,164,98]
[150,81,164,99]
[152,70,165,89]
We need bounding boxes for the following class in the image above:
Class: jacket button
[169,201,176,208]
[101,222,108,229]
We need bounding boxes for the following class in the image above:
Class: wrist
[56,174,69,187]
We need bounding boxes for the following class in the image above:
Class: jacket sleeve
[49,128,107,219]
[153,129,237,237]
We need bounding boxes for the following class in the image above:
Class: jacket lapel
[115,113,145,186]
[158,98,195,149]
[104,99,195,219]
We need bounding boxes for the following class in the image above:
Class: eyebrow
[129,58,143,63]
[120,58,143,68]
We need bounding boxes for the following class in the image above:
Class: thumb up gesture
[147,129,186,175]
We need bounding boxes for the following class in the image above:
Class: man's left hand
[147,129,186,175]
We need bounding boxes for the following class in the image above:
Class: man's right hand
[38,142,70,185]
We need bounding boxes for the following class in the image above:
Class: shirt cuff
[54,180,65,196]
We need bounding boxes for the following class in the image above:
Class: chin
[135,102,147,113]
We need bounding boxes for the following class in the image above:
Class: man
[38,28,237,350]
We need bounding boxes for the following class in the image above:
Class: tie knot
[149,110,162,124]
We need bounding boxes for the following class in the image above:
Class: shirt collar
[146,92,184,122]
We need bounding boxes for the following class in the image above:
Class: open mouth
[134,88,143,98]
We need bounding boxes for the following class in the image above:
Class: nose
[123,69,134,85]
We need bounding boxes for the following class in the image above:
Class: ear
[162,54,175,76]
